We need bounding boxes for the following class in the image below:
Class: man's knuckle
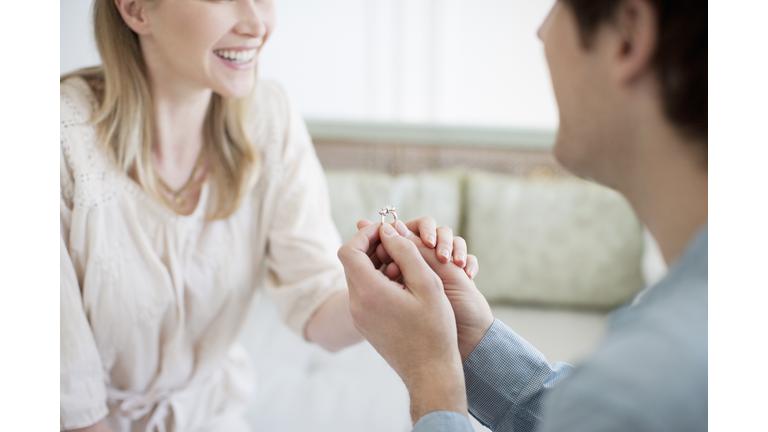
[337,246,347,261]
[349,302,364,323]
[429,274,443,290]
[357,289,378,310]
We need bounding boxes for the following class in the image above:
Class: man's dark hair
[562,0,707,147]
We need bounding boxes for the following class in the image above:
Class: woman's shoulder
[245,79,298,156]
[60,75,101,158]
[250,78,294,123]
[60,74,114,206]
[61,75,100,122]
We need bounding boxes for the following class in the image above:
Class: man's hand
[357,218,494,362]
[338,222,468,423]
[402,225,495,363]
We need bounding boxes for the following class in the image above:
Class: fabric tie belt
[108,387,182,432]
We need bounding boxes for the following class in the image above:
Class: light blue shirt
[414,226,708,432]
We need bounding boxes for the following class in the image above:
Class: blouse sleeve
[262,83,348,338]
[60,89,109,430]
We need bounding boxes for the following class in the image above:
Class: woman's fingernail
[440,249,451,260]
[395,220,408,237]
[427,234,436,247]
[456,255,466,265]
[382,223,397,236]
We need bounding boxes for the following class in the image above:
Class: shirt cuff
[60,374,109,430]
[412,411,474,432]
[462,319,574,430]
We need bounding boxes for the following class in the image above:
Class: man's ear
[611,0,658,86]
[114,0,152,36]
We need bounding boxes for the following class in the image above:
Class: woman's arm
[305,290,363,352]
[67,420,113,432]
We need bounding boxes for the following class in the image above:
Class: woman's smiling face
[135,0,276,99]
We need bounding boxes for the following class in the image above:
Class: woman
[60,0,367,430]
[61,0,467,430]
[60,0,469,430]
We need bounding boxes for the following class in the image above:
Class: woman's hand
[356,216,477,281]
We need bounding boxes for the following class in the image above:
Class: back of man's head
[563,0,707,147]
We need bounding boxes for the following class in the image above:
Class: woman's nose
[234,0,271,39]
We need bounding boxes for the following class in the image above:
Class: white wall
[61,0,558,130]
[60,0,101,76]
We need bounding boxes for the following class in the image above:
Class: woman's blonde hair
[61,0,260,219]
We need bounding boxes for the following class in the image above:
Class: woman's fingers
[464,254,479,280]
[435,225,454,264]
[360,218,469,272]
[378,223,442,293]
[405,217,437,248]
[452,236,468,268]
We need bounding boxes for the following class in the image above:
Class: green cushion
[464,172,644,309]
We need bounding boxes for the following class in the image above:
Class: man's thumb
[379,223,441,293]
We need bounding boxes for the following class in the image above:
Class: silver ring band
[379,205,398,224]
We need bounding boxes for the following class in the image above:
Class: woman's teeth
[214,49,257,64]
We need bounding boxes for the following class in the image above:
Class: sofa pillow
[464,172,644,309]
[324,170,464,243]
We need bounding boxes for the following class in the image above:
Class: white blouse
[60,77,347,431]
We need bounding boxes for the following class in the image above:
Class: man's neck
[619,121,708,266]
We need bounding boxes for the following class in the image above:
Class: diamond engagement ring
[379,205,398,224]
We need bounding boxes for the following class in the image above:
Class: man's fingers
[385,262,402,281]
[370,253,383,269]
[357,220,379,257]
[357,219,374,230]
[405,216,437,248]
[379,223,441,294]
[435,226,454,263]
[338,222,384,294]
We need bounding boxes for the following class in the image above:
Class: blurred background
[61,1,667,431]
[62,0,558,131]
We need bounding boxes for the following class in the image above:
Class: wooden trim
[306,119,557,151]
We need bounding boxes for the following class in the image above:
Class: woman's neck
[150,82,212,189]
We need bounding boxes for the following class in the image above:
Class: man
[337,0,707,430]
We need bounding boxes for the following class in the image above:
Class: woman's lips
[213,48,259,70]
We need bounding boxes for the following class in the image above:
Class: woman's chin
[214,80,256,100]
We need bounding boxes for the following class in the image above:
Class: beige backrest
[317,140,646,309]
[464,172,644,309]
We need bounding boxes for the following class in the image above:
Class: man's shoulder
[540,272,708,431]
